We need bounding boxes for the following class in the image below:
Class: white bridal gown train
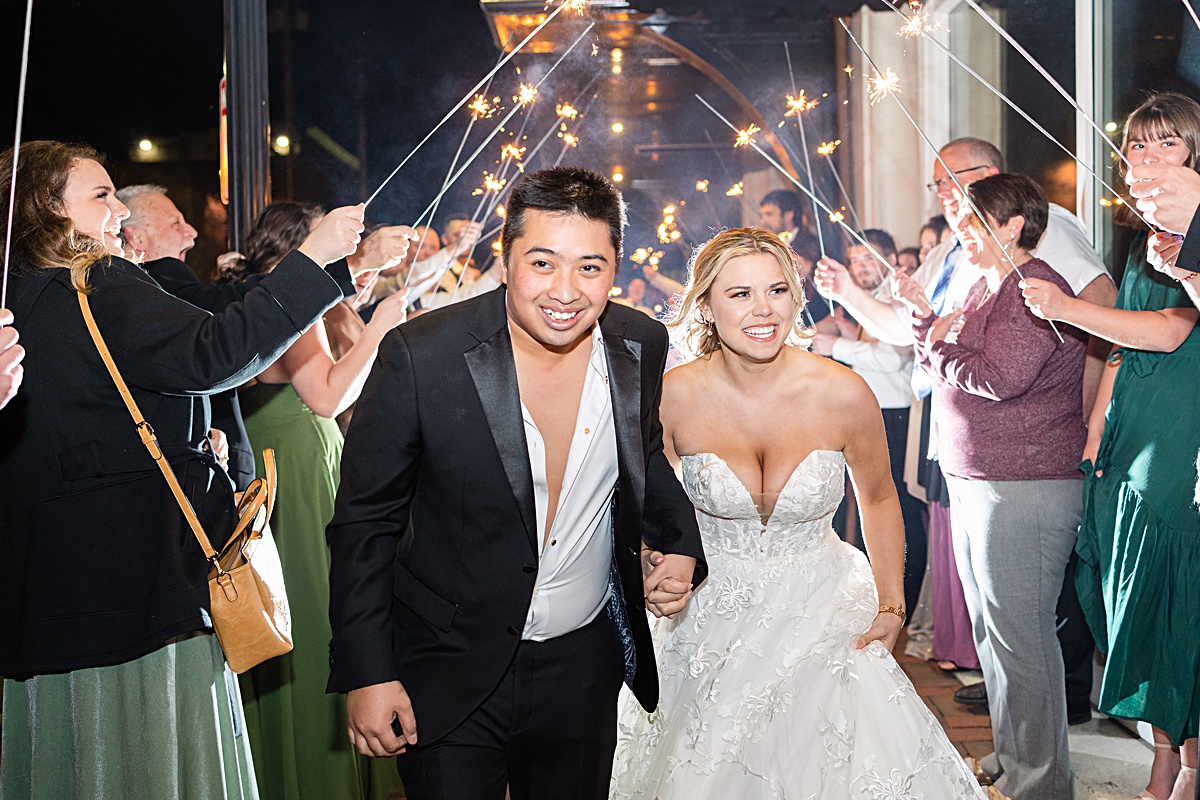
[611,450,985,800]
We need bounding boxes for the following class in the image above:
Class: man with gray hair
[117,184,200,263]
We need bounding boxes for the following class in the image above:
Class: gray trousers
[945,476,1082,800]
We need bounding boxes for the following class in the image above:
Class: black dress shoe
[954,682,988,706]
[1067,705,1092,725]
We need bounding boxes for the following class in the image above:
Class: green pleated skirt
[0,632,257,799]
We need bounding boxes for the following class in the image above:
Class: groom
[326,167,707,799]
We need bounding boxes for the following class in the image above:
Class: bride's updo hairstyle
[667,226,814,359]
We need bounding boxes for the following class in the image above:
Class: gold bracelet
[1184,271,1200,283]
[878,604,906,624]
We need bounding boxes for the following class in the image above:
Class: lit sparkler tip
[828,209,846,223]
[560,0,589,13]
[843,64,854,78]
[591,43,599,56]
[555,102,579,119]
[516,83,538,106]
[558,131,580,147]
[784,91,819,117]
[898,10,943,38]
[491,238,503,257]
[816,139,841,156]
[726,181,744,197]
[695,179,710,192]
[868,68,902,104]
[468,94,496,119]
[734,123,761,148]
[500,143,527,162]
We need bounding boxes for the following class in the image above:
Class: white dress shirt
[520,325,619,641]
[832,334,914,409]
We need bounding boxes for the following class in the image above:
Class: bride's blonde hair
[666,227,815,359]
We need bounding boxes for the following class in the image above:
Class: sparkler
[410,22,594,231]
[696,95,896,278]
[962,0,1127,170]
[468,95,498,119]
[726,182,744,197]
[784,41,833,313]
[363,0,587,209]
[1185,0,1200,34]
[555,102,579,119]
[837,18,1063,341]
[814,139,864,230]
[734,124,761,148]
[695,180,709,192]
[867,68,901,105]
[898,7,942,38]
[2,0,34,310]
[883,2,1151,230]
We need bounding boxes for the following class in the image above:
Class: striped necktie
[911,241,962,399]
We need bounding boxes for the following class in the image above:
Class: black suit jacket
[144,257,357,491]
[0,251,344,675]
[326,287,706,744]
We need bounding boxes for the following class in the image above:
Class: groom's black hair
[501,167,626,270]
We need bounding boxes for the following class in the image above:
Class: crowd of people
[2,90,1200,800]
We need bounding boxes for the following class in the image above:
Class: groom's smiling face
[501,209,616,352]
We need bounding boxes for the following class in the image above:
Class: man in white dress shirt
[326,167,706,800]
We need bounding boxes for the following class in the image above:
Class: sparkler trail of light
[784,42,834,314]
[884,3,1151,230]
[404,40,512,290]
[409,22,594,232]
[2,0,34,311]
[696,95,897,278]
[784,43,829,257]
[867,68,901,105]
[1185,0,1200,34]
[962,0,1128,170]
[363,0,586,209]
[816,137,864,230]
[838,18,1064,341]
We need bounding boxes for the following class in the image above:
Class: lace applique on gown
[610,450,985,800]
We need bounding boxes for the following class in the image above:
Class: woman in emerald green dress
[1020,93,1200,800]
[237,203,411,800]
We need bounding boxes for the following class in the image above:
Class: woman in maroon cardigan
[894,173,1088,800]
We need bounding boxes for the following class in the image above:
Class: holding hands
[641,548,696,618]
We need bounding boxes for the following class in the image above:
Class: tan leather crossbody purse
[79,293,293,673]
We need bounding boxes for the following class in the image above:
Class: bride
[610,227,984,799]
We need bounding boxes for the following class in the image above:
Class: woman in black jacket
[0,141,383,799]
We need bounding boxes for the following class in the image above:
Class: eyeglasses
[926,165,990,192]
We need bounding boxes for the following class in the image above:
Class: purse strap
[78,292,218,561]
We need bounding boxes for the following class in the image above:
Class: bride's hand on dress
[856,612,903,653]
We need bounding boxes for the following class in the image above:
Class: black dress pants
[395,613,624,800]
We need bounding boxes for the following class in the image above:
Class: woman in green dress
[1020,93,1200,800]
[236,203,411,800]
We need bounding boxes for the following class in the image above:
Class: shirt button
[532,588,539,596]
[584,427,590,434]
[550,539,557,546]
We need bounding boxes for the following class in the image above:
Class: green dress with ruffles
[1077,233,1200,744]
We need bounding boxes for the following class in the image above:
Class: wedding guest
[811,229,927,616]
[0,309,22,410]
[814,137,1104,711]
[0,140,367,799]
[898,246,921,275]
[1022,92,1200,800]
[758,188,806,244]
[919,215,950,264]
[900,172,1087,799]
[234,202,411,800]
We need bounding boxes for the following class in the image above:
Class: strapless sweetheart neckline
[681,449,842,526]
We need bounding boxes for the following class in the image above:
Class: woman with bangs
[610,227,983,798]
[1021,92,1200,800]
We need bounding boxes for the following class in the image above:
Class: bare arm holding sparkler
[815,256,918,345]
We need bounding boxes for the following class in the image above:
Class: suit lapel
[602,312,645,522]
[463,290,539,553]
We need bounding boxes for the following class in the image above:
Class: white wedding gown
[610,450,985,799]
